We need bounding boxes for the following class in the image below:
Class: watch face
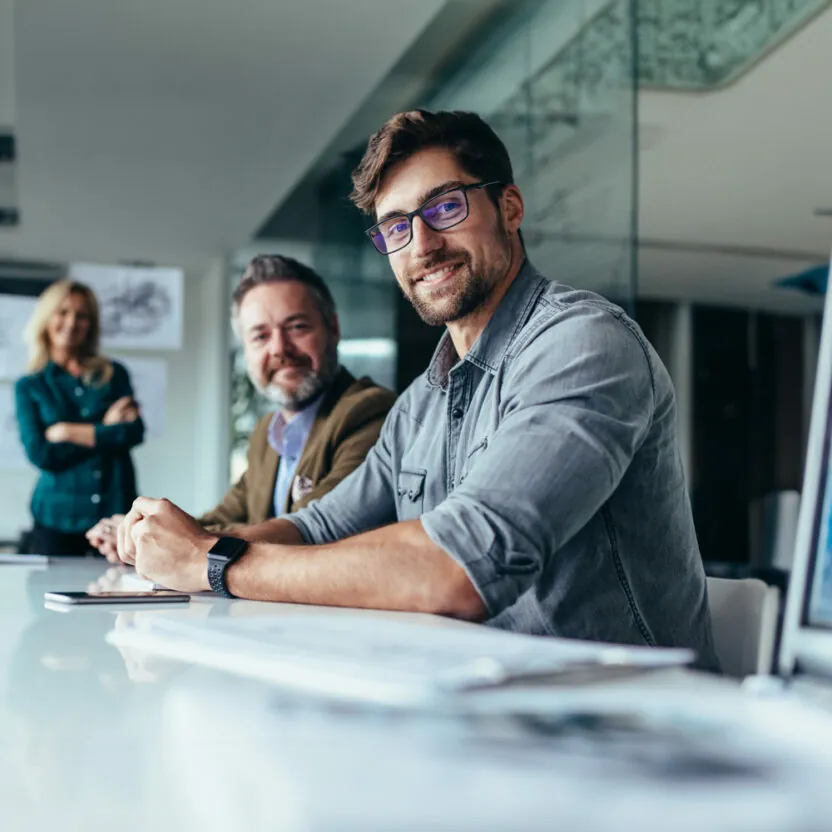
[208,537,247,562]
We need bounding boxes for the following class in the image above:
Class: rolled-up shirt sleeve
[285,408,402,544]
[420,306,656,617]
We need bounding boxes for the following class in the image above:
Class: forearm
[230,518,307,544]
[225,519,486,620]
[94,418,145,450]
[62,423,96,447]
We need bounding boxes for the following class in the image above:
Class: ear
[500,184,524,234]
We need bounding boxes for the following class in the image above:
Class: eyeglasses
[365,181,502,255]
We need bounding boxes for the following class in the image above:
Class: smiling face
[46,291,93,355]
[238,280,340,411]
[373,146,523,327]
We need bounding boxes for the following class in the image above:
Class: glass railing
[426,0,638,307]
[484,0,832,99]
[638,0,832,89]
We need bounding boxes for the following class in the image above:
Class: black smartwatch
[207,536,249,598]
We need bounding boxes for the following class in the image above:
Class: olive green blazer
[199,368,395,529]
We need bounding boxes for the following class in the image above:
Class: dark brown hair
[350,109,514,216]
[232,255,337,330]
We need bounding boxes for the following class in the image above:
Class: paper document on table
[0,554,48,565]
[108,613,694,706]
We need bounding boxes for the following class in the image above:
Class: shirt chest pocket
[459,436,488,485]
[396,469,426,520]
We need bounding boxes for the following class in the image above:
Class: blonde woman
[14,280,145,555]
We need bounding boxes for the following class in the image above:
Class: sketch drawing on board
[99,281,172,338]
[69,264,184,350]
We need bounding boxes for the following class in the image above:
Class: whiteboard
[0,295,37,381]
[0,384,32,472]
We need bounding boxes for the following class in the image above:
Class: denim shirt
[288,261,719,670]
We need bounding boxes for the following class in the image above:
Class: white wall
[0,0,13,128]
[0,262,230,543]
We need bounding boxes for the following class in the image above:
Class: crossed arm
[16,379,143,472]
[44,396,141,447]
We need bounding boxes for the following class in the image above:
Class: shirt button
[81,409,89,417]
[75,387,83,397]
[91,494,101,504]
[452,407,464,419]
[93,470,101,479]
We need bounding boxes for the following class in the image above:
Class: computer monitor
[780,253,832,677]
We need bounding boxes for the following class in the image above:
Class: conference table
[3,557,832,832]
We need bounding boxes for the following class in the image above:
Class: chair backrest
[706,576,781,678]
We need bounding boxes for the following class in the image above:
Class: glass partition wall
[425,0,639,307]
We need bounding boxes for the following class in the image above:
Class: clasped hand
[115,497,216,593]
[86,515,125,563]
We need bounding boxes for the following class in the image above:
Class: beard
[254,340,339,412]
[402,226,512,327]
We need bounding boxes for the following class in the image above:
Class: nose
[268,329,285,356]
[267,328,295,359]
[409,214,445,259]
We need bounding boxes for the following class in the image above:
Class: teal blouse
[15,360,145,534]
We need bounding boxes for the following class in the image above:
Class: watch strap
[207,536,248,598]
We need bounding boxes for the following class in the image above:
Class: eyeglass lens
[370,188,469,254]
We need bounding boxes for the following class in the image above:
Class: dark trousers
[24,523,93,556]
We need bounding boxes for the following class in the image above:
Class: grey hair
[231,255,338,336]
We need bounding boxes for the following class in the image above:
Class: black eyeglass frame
[364,180,503,255]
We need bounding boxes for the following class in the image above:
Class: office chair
[706,576,781,678]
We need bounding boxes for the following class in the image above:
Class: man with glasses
[115,110,718,668]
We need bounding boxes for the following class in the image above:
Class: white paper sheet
[112,355,167,439]
[0,384,31,471]
[0,554,48,565]
[109,613,694,706]
[70,263,184,350]
[0,295,37,380]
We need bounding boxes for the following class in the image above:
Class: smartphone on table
[44,590,191,605]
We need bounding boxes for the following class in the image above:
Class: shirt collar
[267,393,325,456]
[425,259,549,389]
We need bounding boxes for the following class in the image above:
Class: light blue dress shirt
[267,395,324,517]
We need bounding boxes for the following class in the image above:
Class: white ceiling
[0,0,446,270]
[638,5,832,311]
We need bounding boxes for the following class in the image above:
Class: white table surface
[3,557,832,832]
